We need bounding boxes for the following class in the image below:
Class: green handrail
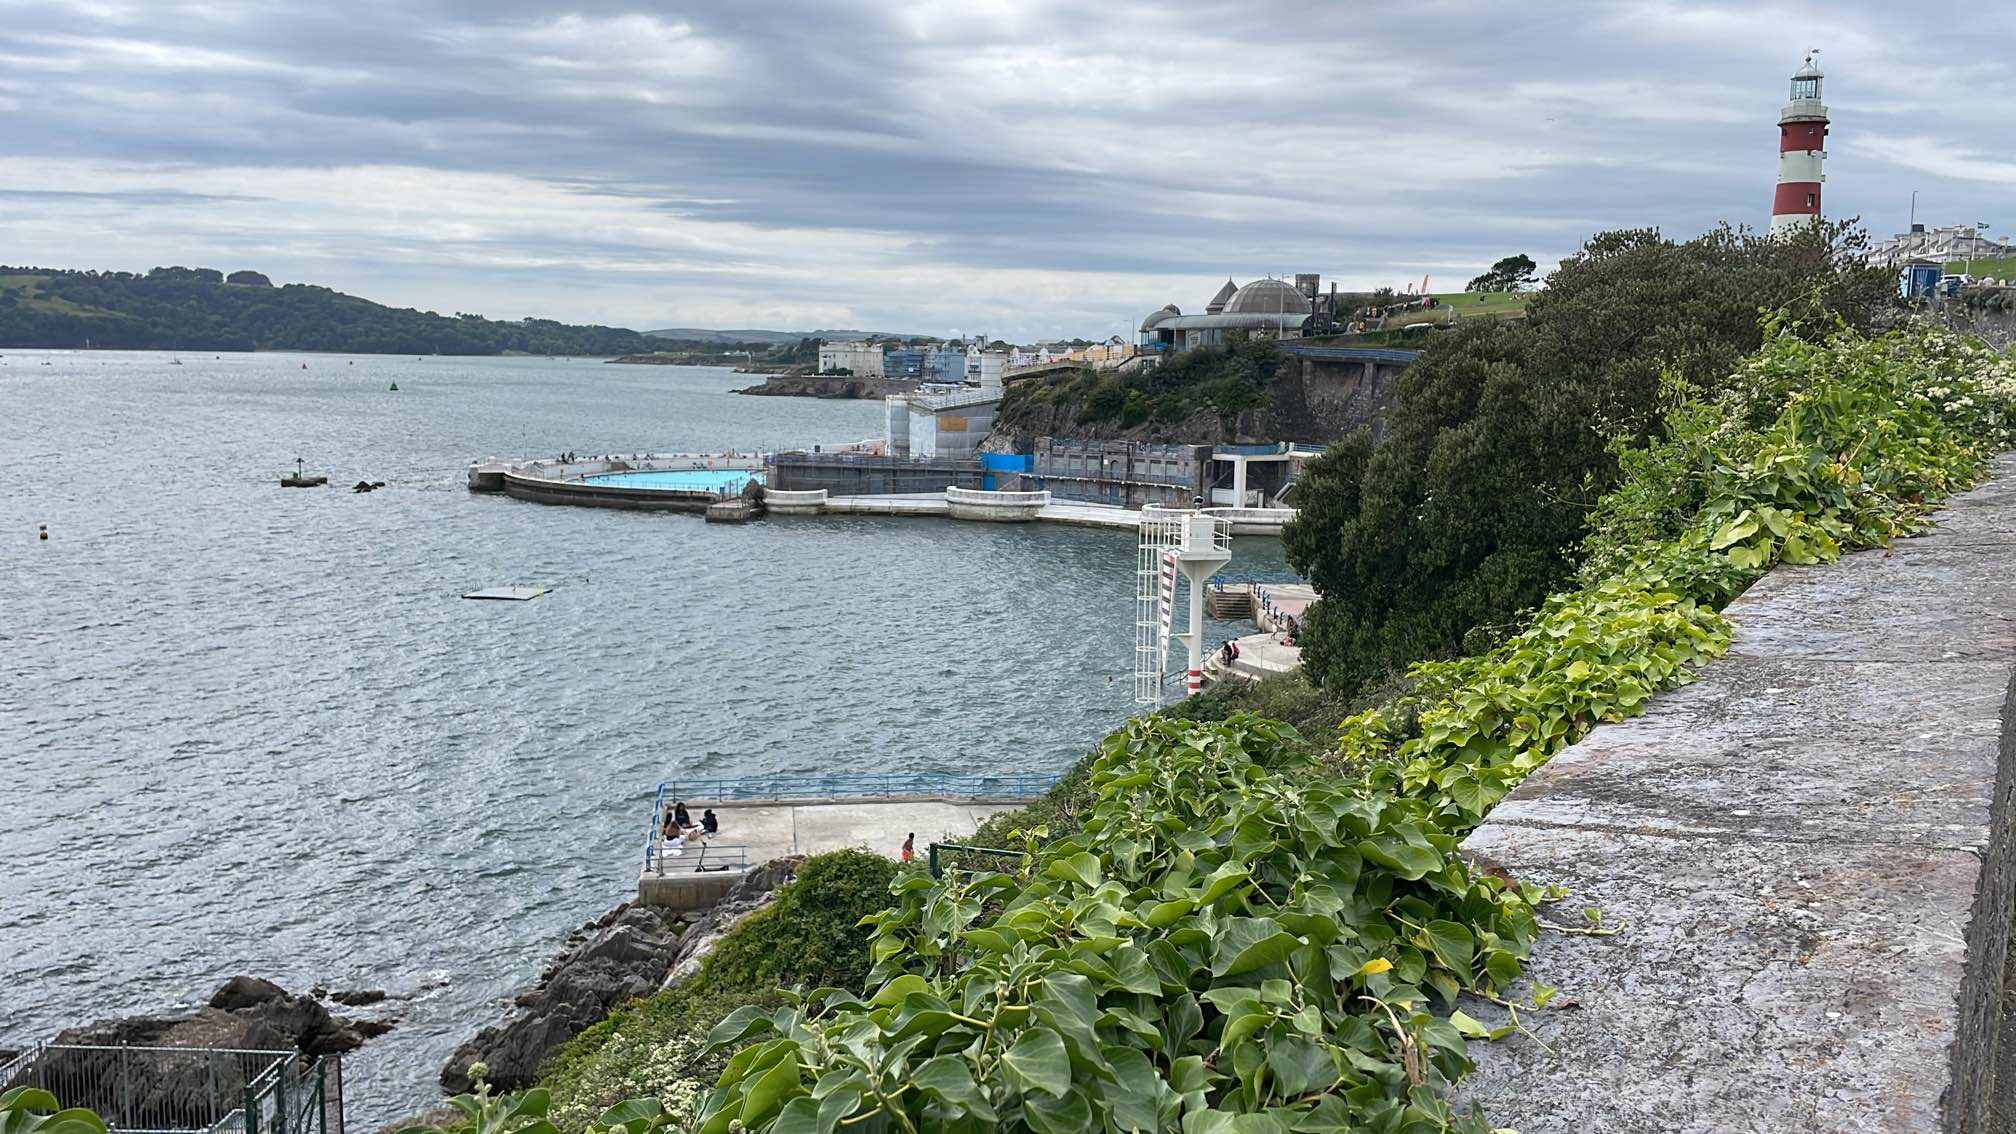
[926,842,1025,878]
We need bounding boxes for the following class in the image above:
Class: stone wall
[1456,454,2016,1133]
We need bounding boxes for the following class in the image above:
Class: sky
[0,1,2010,341]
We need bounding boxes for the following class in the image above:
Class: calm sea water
[0,350,1283,1124]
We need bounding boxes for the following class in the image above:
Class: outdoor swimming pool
[583,468,765,492]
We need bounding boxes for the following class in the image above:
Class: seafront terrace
[637,772,1058,909]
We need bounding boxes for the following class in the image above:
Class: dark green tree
[1465,254,1538,292]
[1283,221,1894,691]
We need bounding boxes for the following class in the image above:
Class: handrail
[926,842,1027,878]
[647,837,750,876]
[656,771,1062,803]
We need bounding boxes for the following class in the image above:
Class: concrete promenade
[820,493,1143,530]
[1457,454,2016,1132]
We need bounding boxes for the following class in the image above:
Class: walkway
[1456,454,2016,1132]
[823,493,1143,530]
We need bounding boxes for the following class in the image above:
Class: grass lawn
[1382,290,1531,329]
[1947,256,2016,280]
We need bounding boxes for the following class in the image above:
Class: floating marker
[462,586,550,601]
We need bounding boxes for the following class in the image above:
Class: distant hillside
[645,326,926,344]
[0,266,663,355]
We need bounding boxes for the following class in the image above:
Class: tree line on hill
[0,266,665,355]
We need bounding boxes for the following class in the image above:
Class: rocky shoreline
[731,376,918,399]
[438,856,802,1095]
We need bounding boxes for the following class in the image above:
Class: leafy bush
[1283,223,1897,692]
[700,850,896,993]
[695,714,1540,1134]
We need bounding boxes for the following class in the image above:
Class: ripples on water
[0,351,1285,1123]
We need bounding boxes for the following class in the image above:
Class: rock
[440,905,687,1094]
[37,978,388,1130]
[440,858,807,1095]
[209,975,289,1011]
[329,989,387,1007]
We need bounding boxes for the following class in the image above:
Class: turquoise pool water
[584,467,765,492]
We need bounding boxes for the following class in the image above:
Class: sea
[0,350,1286,1125]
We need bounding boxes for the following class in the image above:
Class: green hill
[0,266,664,355]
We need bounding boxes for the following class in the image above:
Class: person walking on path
[900,833,915,864]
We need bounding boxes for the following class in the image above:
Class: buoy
[38,524,48,541]
[301,363,307,370]
[389,382,399,391]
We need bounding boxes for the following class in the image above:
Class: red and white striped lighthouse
[1770,53,1829,236]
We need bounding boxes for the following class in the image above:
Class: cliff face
[986,353,1406,451]
[733,376,918,399]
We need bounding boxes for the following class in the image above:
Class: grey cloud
[0,0,2010,335]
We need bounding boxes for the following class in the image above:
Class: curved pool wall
[472,453,766,512]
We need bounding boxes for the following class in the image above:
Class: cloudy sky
[1,1,2009,339]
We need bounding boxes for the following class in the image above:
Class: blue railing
[645,837,750,877]
[658,771,1062,804]
[1210,571,1307,586]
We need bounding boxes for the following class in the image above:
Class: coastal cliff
[731,375,919,399]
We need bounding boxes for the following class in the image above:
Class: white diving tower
[1135,506,1233,705]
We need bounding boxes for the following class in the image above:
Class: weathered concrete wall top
[1458,453,2016,1133]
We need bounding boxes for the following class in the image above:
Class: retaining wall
[1456,454,2016,1132]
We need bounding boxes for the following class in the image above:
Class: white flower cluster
[550,1027,712,1134]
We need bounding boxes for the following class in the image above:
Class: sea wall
[1456,454,2016,1132]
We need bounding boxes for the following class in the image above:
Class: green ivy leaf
[1211,917,1302,978]
[1001,1026,1072,1098]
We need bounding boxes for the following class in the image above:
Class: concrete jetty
[637,773,1057,909]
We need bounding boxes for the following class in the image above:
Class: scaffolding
[1135,507,1232,706]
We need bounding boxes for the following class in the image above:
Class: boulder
[34,978,387,1130]
[210,975,288,1011]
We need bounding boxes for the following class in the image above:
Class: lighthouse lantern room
[1770,52,1829,236]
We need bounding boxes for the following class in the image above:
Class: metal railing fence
[1,1045,339,1134]
[659,771,1061,804]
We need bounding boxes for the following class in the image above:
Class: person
[1219,641,1234,665]
[900,833,915,864]
[1229,640,1241,662]
[672,800,691,830]
[701,809,719,835]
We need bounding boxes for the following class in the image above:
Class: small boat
[169,352,183,365]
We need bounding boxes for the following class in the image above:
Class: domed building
[1140,274,1334,354]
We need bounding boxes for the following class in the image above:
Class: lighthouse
[1770,53,1829,236]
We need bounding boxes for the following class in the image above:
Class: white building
[817,341,886,377]
[1869,225,2012,269]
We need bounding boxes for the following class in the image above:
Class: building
[886,389,999,460]
[817,341,886,377]
[923,347,968,383]
[1870,225,2014,268]
[1770,54,1829,236]
[1139,275,1338,354]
